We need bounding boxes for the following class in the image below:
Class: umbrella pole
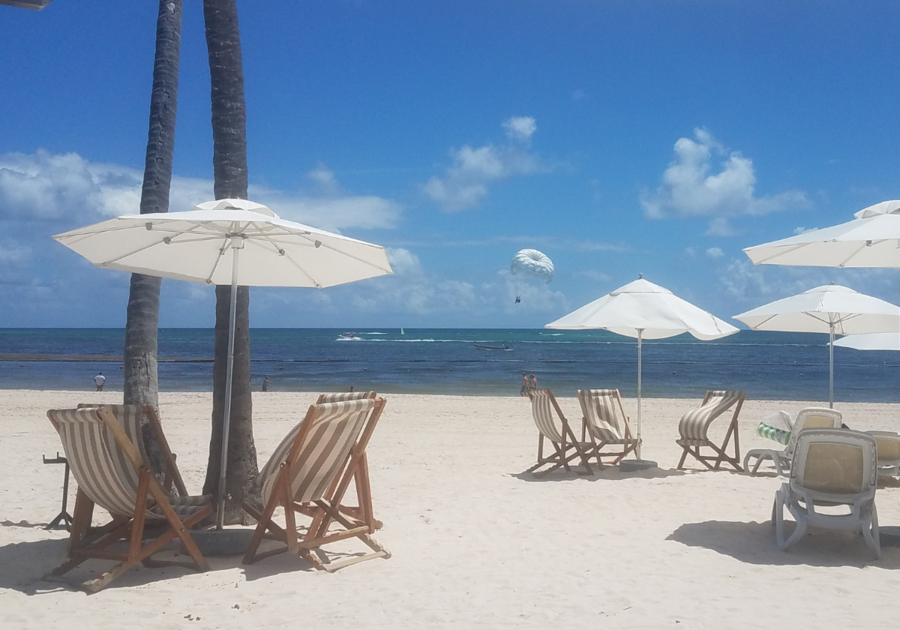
[829,323,834,409]
[216,245,240,530]
[636,329,643,459]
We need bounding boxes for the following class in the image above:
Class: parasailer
[510,249,554,283]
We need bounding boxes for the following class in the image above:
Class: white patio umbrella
[545,276,739,458]
[834,333,900,351]
[734,285,900,408]
[744,200,900,409]
[53,198,393,528]
[743,200,900,269]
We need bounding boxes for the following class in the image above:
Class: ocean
[0,328,897,402]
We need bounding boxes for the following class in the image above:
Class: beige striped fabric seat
[525,389,595,477]
[577,389,638,466]
[243,397,390,572]
[675,390,746,471]
[46,406,211,593]
[76,403,189,497]
[773,428,880,558]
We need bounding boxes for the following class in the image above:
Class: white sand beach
[2,389,900,629]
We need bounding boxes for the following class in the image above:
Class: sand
[2,389,899,628]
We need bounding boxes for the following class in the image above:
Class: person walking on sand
[520,372,529,397]
[94,372,106,391]
[528,373,538,393]
[262,376,272,392]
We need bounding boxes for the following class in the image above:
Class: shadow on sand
[0,530,323,594]
[512,465,688,482]
[667,520,900,568]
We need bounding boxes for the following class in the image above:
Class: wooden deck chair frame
[577,389,638,466]
[314,392,381,529]
[46,406,211,593]
[525,389,595,477]
[242,397,390,572]
[77,403,188,496]
[676,390,746,472]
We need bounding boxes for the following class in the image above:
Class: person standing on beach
[262,376,271,392]
[94,372,106,391]
[520,372,529,396]
[529,373,538,392]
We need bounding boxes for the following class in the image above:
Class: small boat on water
[473,343,511,351]
[337,332,366,341]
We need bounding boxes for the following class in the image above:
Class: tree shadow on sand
[667,520,900,568]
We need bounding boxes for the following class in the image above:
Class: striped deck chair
[577,389,638,466]
[676,390,746,472]
[773,429,879,558]
[315,392,381,529]
[242,397,390,572]
[77,403,188,496]
[525,389,595,477]
[46,407,211,593]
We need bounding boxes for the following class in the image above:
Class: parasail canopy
[510,249,554,283]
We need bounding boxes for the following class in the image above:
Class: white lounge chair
[773,428,879,558]
[866,431,900,477]
[576,389,638,466]
[744,407,843,476]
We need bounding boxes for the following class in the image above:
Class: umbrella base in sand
[183,527,256,556]
[619,459,658,472]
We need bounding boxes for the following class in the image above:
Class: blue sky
[3,1,900,329]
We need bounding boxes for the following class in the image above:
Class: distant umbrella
[546,275,738,458]
[734,284,900,407]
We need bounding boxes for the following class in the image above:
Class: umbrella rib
[95,223,214,266]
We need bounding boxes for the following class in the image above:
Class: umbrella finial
[638,273,643,279]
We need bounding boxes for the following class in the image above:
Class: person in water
[528,374,538,392]
[520,372,529,396]
[262,376,272,392]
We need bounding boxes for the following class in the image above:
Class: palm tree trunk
[201,0,258,524]
[123,0,183,482]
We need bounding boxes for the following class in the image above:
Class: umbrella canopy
[53,198,393,527]
[834,333,900,351]
[546,277,739,340]
[743,200,900,269]
[734,284,900,406]
[53,198,392,287]
[546,276,738,458]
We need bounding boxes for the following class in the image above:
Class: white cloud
[641,129,810,232]
[705,217,735,237]
[502,116,537,143]
[385,248,424,276]
[424,117,542,212]
[0,151,400,233]
[573,269,611,282]
[706,247,724,258]
[717,257,895,307]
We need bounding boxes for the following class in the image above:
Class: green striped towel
[757,422,790,446]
